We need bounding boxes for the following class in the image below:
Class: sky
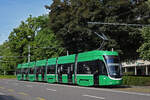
[0,0,52,45]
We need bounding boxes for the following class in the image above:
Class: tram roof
[17,64,22,69]
[47,58,57,65]
[77,50,118,62]
[36,59,47,67]
[58,54,76,64]
[22,63,29,68]
[29,61,35,68]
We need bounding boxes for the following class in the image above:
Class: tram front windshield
[104,55,122,78]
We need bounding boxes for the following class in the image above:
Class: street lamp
[28,36,31,63]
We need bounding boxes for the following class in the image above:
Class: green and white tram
[17,50,122,86]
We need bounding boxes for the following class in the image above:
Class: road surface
[0,79,150,100]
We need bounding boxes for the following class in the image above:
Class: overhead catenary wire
[87,22,150,27]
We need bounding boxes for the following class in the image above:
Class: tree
[8,15,65,64]
[46,0,150,60]
[0,42,17,75]
[33,15,65,60]
[137,27,150,60]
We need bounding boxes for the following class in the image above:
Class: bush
[122,76,150,86]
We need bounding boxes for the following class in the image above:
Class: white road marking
[45,84,150,97]
[83,94,105,99]
[26,85,33,88]
[47,88,56,91]
[0,92,5,95]
[13,83,18,86]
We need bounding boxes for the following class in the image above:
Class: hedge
[122,76,150,86]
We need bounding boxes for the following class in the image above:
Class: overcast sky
[0,0,52,44]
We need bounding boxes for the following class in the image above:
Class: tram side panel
[16,64,22,81]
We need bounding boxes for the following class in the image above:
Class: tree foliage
[0,15,65,74]
[8,15,65,62]
[137,27,150,60]
[46,0,150,60]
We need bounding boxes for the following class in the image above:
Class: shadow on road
[0,95,19,100]
[94,85,131,89]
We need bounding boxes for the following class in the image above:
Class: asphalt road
[0,79,150,100]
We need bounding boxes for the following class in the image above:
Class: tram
[16,50,122,86]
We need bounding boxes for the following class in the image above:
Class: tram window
[21,69,23,74]
[36,68,40,74]
[23,69,25,74]
[77,61,92,74]
[71,64,73,72]
[58,64,63,74]
[62,64,68,74]
[17,69,21,74]
[29,68,34,74]
[39,68,41,74]
[24,69,27,74]
[26,68,29,74]
[61,65,63,72]
[47,67,50,74]
[38,67,44,74]
[68,67,70,74]
[47,65,56,74]
[41,66,45,73]
[77,60,101,74]
[58,63,74,74]
[24,68,27,74]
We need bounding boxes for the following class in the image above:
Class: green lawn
[0,75,16,79]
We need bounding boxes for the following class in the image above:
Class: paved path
[0,79,150,100]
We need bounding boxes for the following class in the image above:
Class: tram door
[25,69,28,80]
[22,69,24,80]
[41,66,45,81]
[93,61,101,85]
[36,68,39,81]
[57,64,74,83]
[67,64,74,83]
[58,65,62,83]
[94,67,100,85]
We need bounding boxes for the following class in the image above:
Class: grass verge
[0,75,16,79]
